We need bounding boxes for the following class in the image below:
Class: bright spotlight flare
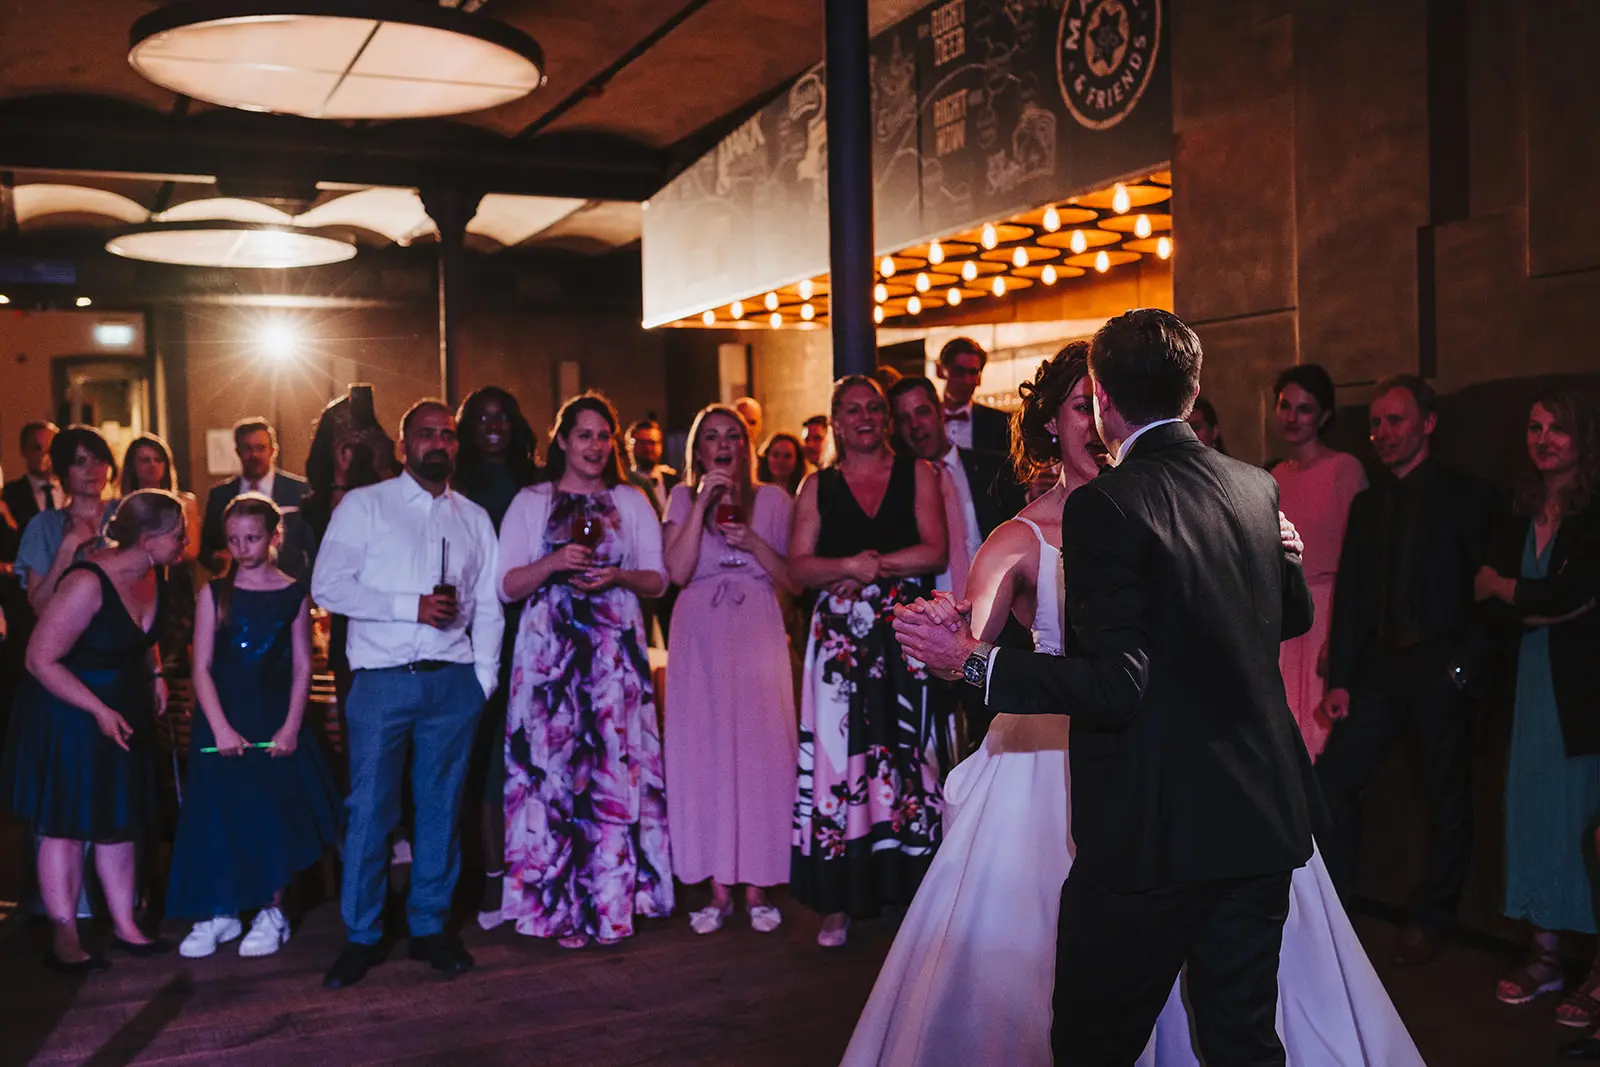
[259,320,299,362]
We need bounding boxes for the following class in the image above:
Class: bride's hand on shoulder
[1278,511,1303,557]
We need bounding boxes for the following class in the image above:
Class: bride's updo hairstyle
[1010,341,1090,482]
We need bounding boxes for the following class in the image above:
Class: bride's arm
[967,522,1033,643]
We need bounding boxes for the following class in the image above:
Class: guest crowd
[0,327,1597,1053]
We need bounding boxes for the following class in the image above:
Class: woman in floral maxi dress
[788,375,951,947]
[496,393,673,948]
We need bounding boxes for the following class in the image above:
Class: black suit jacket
[968,403,1011,456]
[200,471,315,581]
[958,446,1026,541]
[1325,460,1495,690]
[1484,501,1600,754]
[987,422,1320,892]
[2,477,46,549]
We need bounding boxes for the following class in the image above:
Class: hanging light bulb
[1042,205,1061,232]
[800,302,815,321]
[1112,183,1131,214]
[799,278,815,300]
[927,240,945,265]
[1069,230,1088,255]
[1134,214,1152,239]
[1094,250,1111,273]
[1012,246,1029,268]
[991,276,1007,297]
[880,255,896,278]
[961,261,978,282]
[947,288,962,306]
[873,305,885,324]
[764,291,779,311]
[1042,265,1058,285]
[980,223,998,249]
[1157,236,1172,260]
[730,300,744,319]
[907,295,922,316]
[914,272,931,293]
[701,309,716,325]
[874,283,888,303]
[769,311,782,328]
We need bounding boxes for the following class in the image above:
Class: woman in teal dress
[1476,388,1600,1029]
[2,490,187,972]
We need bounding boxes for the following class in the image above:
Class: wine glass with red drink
[714,498,746,568]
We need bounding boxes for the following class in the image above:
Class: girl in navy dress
[168,494,339,958]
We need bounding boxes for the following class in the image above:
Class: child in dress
[168,494,340,958]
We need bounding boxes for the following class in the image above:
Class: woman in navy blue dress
[168,494,339,959]
[3,490,186,972]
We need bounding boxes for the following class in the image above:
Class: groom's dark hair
[1089,309,1204,426]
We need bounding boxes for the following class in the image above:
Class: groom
[894,308,1322,1066]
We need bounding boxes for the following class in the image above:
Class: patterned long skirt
[792,579,954,917]
[502,580,674,941]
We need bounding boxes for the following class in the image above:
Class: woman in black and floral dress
[788,374,950,947]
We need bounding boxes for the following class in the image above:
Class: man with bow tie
[936,337,1011,455]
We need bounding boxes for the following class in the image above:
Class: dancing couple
[866,311,1423,1065]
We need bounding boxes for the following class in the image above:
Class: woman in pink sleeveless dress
[662,405,797,936]
[1271,365,1367,760]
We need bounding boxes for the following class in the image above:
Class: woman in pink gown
[662,405,798,935]
[1271,365,1367,760]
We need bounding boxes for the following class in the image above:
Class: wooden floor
[0,826,1584,1067]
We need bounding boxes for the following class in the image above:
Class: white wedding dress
[842,519,1424,1067]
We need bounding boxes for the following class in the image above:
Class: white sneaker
[179,916,243,959]
[239,907,290,957]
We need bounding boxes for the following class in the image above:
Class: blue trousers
[341,664,483,944]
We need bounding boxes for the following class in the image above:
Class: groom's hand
[1279,511,1304,558]
[893,600,979,678]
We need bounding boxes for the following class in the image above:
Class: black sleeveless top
[814,454,924,559]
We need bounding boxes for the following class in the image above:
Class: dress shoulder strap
[1015,516,1050,551]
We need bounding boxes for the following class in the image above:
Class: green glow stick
[199,741,277,753]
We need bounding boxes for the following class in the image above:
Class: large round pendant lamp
[129,0,546,119]
[106,222,358,268]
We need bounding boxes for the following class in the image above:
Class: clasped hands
[892,591,980,682]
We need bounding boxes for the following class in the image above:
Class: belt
[366,660,459,674]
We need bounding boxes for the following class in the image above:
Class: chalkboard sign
[642,0,1170,326]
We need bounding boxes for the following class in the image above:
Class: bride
[842,344,1424,1066]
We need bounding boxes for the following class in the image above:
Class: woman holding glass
[495,392,674,947]
[789,375,948,947]
[663,405,796,935]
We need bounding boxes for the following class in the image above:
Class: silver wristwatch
[962,641,996,687]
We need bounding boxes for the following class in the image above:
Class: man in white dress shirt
[313,400,503,989]
[936,338,1012,455]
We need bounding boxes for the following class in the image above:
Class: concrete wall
[1172,0,1600,466]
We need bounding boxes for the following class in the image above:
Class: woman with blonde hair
[663,405,797,934]
[3,489,187,970]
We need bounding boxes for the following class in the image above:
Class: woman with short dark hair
[1270,364,1367,760]
[16,426,118,614]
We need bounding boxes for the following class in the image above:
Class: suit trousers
[341,663,483,944]
[1054,868,1293,1066]
[1315,644,1475,931]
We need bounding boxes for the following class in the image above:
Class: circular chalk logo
[1056,0,1161,130]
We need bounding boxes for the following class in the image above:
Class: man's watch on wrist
[962,641,996,687]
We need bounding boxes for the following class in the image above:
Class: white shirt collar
[398,469,450,504]
[1112,418,1184,466]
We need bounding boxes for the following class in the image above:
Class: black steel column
[824,0,875,378]
[420,188,482,406]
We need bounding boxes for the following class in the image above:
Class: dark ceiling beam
[0,106,666,202]
[515,0,720,141]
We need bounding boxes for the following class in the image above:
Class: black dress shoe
[408,934,474,975]
[44,952,112,975]
[1564,1037,1600,1059]
[323,942,386,989]
[111,936,172,958]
